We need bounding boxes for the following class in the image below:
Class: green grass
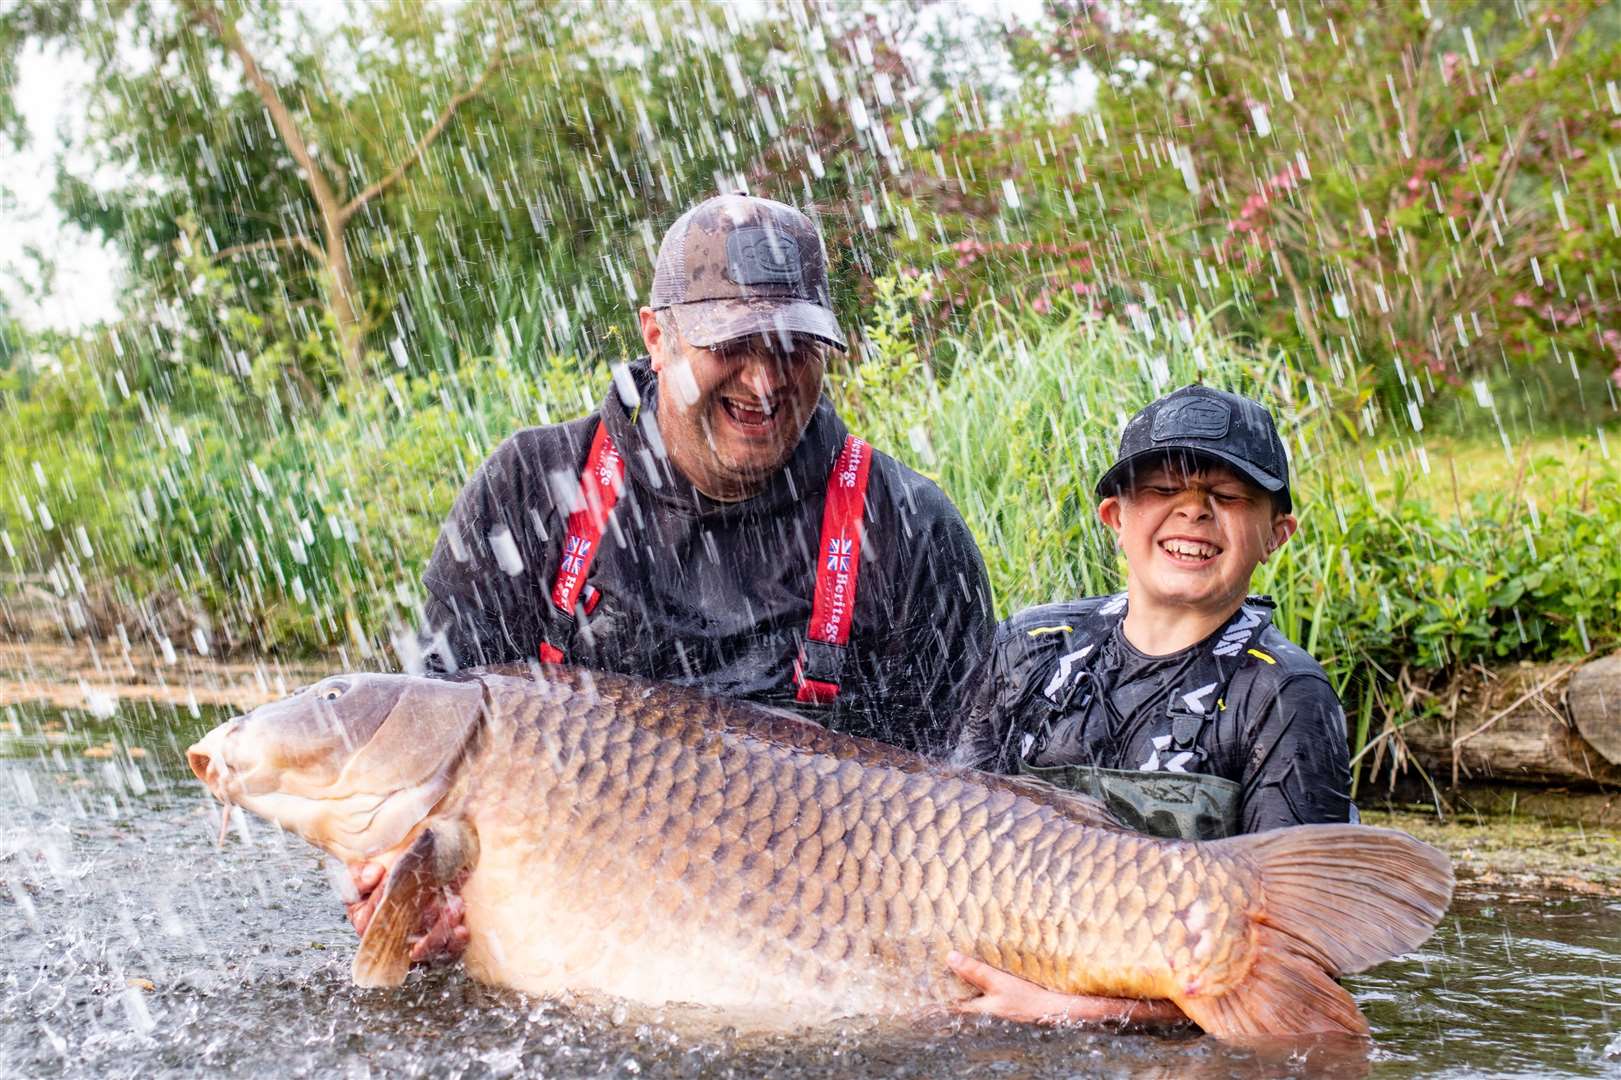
[837,290,1308,615]
[1358,427,1618,509]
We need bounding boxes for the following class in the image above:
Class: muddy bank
[1377,656,1621,788]
[1362,808,1621,897]
[0,641,332,711]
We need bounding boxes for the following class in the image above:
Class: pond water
[2,699,1617,1079]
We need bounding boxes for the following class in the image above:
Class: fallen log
[1397,658,1621,788]
[1569,650,1621,770]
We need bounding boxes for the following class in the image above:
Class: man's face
[640,307,827,501]
[1098,458,1297,618]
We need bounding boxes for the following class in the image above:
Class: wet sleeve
[857,503,995,758]
[1238,674,1355,833]
[414,439,554,673]
[947,622,1021,773]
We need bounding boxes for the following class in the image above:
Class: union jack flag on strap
[561,535,592,575]
[825,536,853,573]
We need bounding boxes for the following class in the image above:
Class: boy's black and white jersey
[950,595,1354,834]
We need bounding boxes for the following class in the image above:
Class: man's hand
[947,951,1186,1029]
[344,860,470,963]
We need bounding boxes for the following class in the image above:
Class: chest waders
[1019,597,1273,842]
[1020,763,1243,842]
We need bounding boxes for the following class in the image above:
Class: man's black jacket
[950,598,1354,832]
[417,359,994,756]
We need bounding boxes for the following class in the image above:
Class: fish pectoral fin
[351,823,473,988]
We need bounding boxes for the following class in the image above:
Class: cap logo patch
[1152,397,1229,442]
[726,227,803,288]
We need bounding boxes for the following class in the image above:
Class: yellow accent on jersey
[1026,625,1074,637]
[1247,648,1277,664]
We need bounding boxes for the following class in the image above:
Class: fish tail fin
[1175,924,1369,1037]
[1178,825,1454,1039]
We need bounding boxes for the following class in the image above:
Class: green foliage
[15,0,1619,429]
[889,0,1621,422]
[0,311,600,655]
[16,0,909,385]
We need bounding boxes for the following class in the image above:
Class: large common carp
[186,666,1452,1038]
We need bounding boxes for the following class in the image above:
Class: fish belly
[455,672,1244,1017]
[458,828,868,1016]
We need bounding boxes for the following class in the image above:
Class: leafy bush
[892,0,1621,417]
[0,315,600,656]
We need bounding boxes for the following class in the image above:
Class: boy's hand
[947,951,1185,1028]
[345,859,470,963]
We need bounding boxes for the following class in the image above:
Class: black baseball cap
[650,192,848,351]
[1094,385,1293,512]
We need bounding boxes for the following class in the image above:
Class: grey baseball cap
[1095,384,1293,512]
[649,193,848,351]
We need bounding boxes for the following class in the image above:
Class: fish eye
[317,680,350,702]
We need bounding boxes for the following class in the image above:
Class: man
[348,192,994,958]
[947,384,1354,1025]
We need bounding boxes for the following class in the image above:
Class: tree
[178,0,507,382]
[12,0,932,398]
[889,0,1621,416]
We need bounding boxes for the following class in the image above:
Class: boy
[946,383,1353,1024]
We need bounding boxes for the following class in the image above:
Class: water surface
[2,700,1616,1078]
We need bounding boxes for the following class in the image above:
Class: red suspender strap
[539,421,624,664]
[794,435,873,705]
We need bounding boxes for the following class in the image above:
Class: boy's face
[1098,458,1297,618]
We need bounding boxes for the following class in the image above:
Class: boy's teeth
[1162,539,1218,559]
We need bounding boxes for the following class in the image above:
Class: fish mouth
[186,726,241,847]
[1157,536,1223,565]
[186,721,237,797]
[186,723,445,861]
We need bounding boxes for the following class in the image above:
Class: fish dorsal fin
[991,772,1130,831]
[352,819,478,988]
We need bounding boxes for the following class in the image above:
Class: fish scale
[463,671,1249,1007]
[190,667,1453,1035]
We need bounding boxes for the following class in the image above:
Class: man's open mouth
[1159,538,1221,563]
[720,396,782,432]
